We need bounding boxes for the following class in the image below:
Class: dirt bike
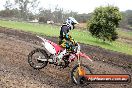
[28,35,93,84]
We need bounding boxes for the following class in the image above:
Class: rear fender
[37,35,62,57]
[37,35,47,43]
[37,35,56,55]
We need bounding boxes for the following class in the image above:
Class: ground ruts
[0,26,132,88]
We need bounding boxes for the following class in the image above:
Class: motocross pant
[57,41,75,64]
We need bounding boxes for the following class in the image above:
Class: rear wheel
[28,48,48,69]
[70,64,92,85]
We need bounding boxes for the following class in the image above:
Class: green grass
[71,29,132,55]
[0,20,60,37]
[0,20,132,55]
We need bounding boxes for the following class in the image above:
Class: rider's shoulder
[61,23,67,27]
[61,23,69,29]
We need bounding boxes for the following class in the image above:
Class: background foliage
[88,6,122,41]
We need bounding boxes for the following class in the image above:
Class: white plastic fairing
[43,42,56,54]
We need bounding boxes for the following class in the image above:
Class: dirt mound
[0,26,131,88]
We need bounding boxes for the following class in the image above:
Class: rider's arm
[62,25,76,45]
[65,34,76,45]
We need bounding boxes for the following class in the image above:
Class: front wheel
[70,64,92,85]
[28,48,48,69]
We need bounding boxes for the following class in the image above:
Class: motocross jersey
[59,24,76,52]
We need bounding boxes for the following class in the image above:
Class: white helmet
[66,17,78,29]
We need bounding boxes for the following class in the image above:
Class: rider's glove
[74,43,78,46]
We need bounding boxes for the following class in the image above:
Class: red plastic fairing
[79,52,93,62]
[47,40,63,54]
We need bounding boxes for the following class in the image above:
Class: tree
[52,6,64,23]
[88,6,122,42]
[38,9,52,23]
[0,8,20,17]
[125,10,132,26]
[3,0,13,10]
[15,0,39,20]
[120,10,132,29]
[0,0,19,17]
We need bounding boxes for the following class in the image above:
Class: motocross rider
[57,17,78,64]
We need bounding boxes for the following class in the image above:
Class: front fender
[79,52,93,62]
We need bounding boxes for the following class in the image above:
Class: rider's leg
[57,49,67,62]
[57,42,69,64]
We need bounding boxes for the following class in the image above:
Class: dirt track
[0,26,132,88]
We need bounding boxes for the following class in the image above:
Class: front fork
[77,54,86,76]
